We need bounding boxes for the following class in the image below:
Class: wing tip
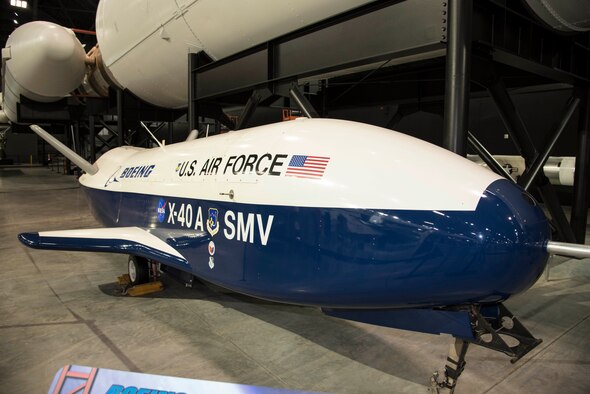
[18,232,40,248]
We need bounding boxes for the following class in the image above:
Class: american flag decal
[285,155,330,179]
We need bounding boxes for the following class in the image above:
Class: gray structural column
[290,84,319,118]
[520,97,580,191]
[467,131,514,180]
[236,92,263,130]
[116,89,124,146]
[486,76,537,161]
[443,0,472,156]
[73,123,81,157]
[89,116,96,163]
[168,122,174,145]
[572,86,590,243]
[188,53,198,133]
[486,73,576,242]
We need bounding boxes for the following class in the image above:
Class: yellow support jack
[118,273,164,296]
[119,256,164,296]
[117,274,131,286]
[126,281,164,297]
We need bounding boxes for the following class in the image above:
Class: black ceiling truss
[188,0,589,243]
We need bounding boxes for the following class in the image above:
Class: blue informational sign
[48,365,322,394]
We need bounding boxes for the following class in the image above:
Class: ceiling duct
[523,0,590,32]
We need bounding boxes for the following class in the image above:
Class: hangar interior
[1,0,590,393]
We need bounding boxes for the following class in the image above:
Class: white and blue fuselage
[21,118,550,309]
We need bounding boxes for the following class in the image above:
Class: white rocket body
[3,0,590,124]
[1,21,87,123]
[95,0,374,108]
[1,0,374,123]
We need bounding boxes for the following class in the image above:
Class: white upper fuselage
[82,118,501,211]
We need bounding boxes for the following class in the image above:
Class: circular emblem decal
[208,241,216,256]
[157,198,167,223]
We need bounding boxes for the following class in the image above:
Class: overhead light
[13,19,19,24]
[10,0,28,9]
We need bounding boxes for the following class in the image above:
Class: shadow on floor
[99,274,443,386]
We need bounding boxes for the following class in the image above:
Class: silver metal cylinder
[546,241,590,259]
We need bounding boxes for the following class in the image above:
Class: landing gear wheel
[128,256,149,285]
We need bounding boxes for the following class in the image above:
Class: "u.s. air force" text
[176,154,288,177]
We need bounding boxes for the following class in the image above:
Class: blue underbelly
[82,179,549,308]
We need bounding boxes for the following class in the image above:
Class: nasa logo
[207,208,219,237]
[208,256,215,269]
[157,198,167,223]
[208,241,215,256]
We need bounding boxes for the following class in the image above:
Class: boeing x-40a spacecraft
[19,118,590,390]
[23,118,549,308]
[7,0,590,390]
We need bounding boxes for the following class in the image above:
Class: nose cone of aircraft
[474,179,550,299]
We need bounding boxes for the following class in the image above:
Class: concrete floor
[1,167,589,393]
